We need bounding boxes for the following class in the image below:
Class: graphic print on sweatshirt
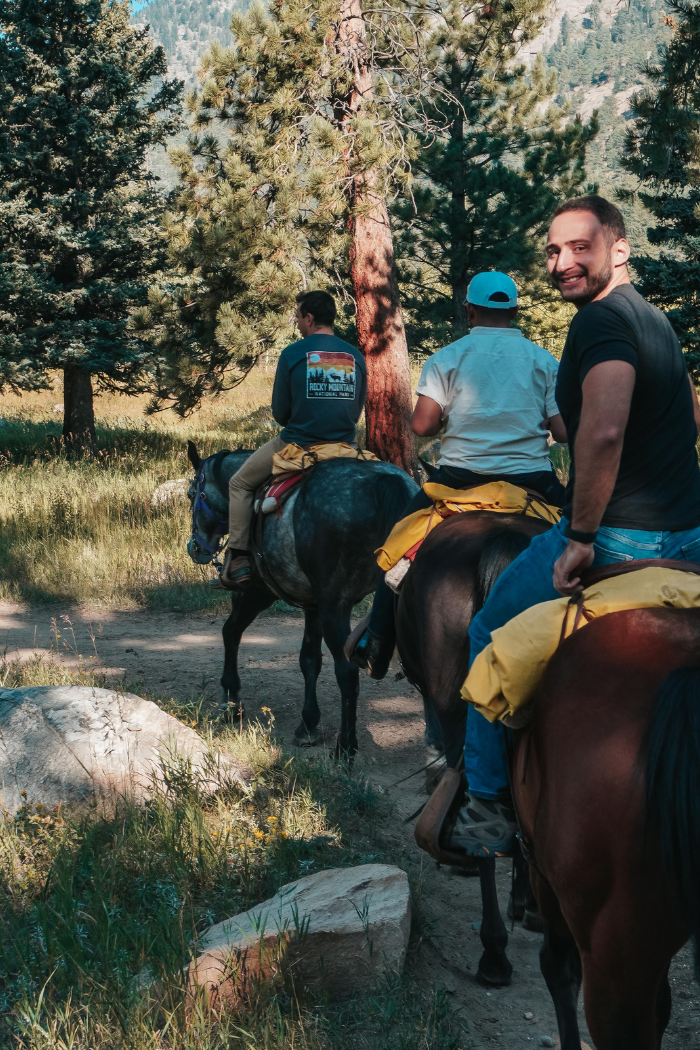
[306,351,357,399]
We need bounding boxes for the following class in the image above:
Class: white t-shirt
[416,327,559,474]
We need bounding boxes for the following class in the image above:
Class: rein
[191,458,229,561]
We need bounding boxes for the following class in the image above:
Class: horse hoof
[293,725,323,747]
[476,952,513,987]
[522,907,544,933]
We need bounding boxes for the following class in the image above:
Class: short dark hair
[296,290,336,326]
[553,195,626,243]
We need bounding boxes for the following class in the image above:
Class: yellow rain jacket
[272,442,379,476]
[461,566,700,725]
[376,481,561,572]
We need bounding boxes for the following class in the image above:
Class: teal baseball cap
[465,271,518,309]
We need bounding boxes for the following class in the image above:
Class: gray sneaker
[449,793,517,857]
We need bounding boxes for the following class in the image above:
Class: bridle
[190,458,228,561]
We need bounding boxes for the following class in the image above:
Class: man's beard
[551,258,613,306]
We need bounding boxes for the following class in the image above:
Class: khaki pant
[227,435,287,551]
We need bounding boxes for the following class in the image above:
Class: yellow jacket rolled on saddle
[272,442,379,476]
[461,566,700,727]
[376,481,561,572]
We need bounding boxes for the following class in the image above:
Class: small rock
[151,478,189,508]
[189,864,411,1007]
[471,920,481,931]
[524,1011,534,1019]
[53,403,64,413]
[540,1038,555,1047]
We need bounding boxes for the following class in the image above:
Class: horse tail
[646,666,700,943]
[473,529,531,614]
[376,473,420,539]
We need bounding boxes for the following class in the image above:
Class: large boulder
[0,686,251,815]
[189,864,411,1006]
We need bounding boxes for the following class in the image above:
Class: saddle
[581,557,700,586]
[253,472,304,517]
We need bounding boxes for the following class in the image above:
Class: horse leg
[221,585,274,717]
[293,607,323,746]
[533,873,582,1050]
[318,606,359,760]
[476,857,512,986]
[581,936,674,1050]
[513,846,544,931]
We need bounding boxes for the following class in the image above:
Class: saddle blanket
[271,441,378,476]
[376,481,561,573]
[461,566,700,727]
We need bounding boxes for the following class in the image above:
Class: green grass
[0,377,284,610]
[0,662,455,1050]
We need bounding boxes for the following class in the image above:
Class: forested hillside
[132,0,674,253]
[543,0,673,250]
[132,0,240,83]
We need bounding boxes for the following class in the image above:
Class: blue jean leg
[465,519,700,799]
[465,520,569,799]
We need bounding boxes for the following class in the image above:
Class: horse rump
[474,529,532,613]
[646,666,700,945]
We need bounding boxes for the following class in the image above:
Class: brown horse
[514,604,700,1050]
[395,509,552,985]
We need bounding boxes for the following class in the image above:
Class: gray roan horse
[186,441,417,756]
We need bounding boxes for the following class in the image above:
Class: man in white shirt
[350,270,567,680]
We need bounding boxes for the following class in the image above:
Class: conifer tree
[621,0,700,376]
[139,0,418,470]
[0,0,182,448]
[381,0,596,349]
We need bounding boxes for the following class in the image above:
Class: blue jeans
[465,518,700,799]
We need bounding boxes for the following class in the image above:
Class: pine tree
[621,0,700,376]
[139,0,418,470]
[0,0,182,448]
[382,0,596,350]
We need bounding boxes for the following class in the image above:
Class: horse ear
[419,457,438,478]
[187,441,201,470]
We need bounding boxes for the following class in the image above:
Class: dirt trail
[1,602,699,1049]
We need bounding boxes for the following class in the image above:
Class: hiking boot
[449,793,517,858]
[220,550,253,591]
[349,628,394,680]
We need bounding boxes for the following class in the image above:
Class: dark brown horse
[395,509,552,985]
[514,604,700,1050]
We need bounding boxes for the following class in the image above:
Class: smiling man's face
[547,209,628,307]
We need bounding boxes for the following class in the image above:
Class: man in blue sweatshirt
[221,290,367,590]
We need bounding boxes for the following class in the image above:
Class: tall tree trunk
[335,0,417,475]
[449,70,469,340]
[62,364,96,453]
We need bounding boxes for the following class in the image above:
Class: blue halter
[191,458,229,556]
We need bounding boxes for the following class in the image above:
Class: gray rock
[0,686,251,815]
[189,863,411,1006]
[151,478,190,508]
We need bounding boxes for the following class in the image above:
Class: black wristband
[564,523,598,545]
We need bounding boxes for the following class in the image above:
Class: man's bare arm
[688,373,700,436]
[552,359,635,594]
[546,413,568,443]
[570,360,635,531]
[412,394,443,436]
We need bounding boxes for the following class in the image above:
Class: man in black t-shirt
[450,195,700,859]
[220,290,366,590]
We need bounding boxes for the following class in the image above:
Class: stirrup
[414,767,478,871]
